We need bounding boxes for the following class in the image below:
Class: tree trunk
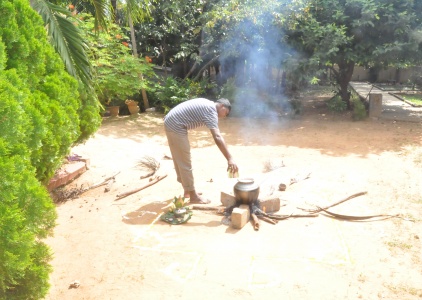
[129,15,149,109]
[129,16,137,56]
[193,56,220,81]
[337,60,355,109]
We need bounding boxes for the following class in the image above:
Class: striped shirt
[164,98,218,135]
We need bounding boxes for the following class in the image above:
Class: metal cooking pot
[233,178,260,204]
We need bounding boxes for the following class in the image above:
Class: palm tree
[30,0,150,91]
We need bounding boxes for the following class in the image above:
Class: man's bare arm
[210,128,238,172]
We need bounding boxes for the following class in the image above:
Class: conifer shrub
[0,0,98,298]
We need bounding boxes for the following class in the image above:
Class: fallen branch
[115,174,167,200]
[298,191,368,213]
[265,213,318,220]
[317,206,402,221]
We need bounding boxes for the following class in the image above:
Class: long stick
[115,174,167,200]
[298,191,368,213]
[317,207,400,221]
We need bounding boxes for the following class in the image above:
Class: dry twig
[137,156,160,179]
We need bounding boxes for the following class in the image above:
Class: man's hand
[227,159,239,173]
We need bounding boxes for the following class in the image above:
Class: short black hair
[216,98,231,113]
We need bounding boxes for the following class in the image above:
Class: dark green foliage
[153,76,214,113]
[351,90,367,121]
[0,0,94,298]
[0,140,56,300]
[326,94,347,112]
[281,0,422,109]
[1,0,82,182]
[79,14,155,107]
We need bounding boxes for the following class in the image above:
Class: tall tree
[281,0,422,108]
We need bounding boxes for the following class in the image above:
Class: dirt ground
[45,96,422,300]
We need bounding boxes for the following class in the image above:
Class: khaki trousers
[165,128,195,191]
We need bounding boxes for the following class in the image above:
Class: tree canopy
[280,0,422,107]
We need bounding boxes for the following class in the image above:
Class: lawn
[393,92,422,106]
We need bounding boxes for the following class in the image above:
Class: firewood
[251,213,260,231]
[257,215,278,225]
[263,213,318,220]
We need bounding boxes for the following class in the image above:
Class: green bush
[351,92,367,121]
[152,76,213,113]
[326,94,347,112]
[0,0,94,298]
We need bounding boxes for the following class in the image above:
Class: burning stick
[252,205,316,220]
[251,213,260,231]
[115,174,167,200]
[257,215,278,225]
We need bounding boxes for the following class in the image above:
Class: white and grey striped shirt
[164,98,218,135]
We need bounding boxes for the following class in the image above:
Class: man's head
[216,98,231,118]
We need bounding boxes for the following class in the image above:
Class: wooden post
[369,93,382,118]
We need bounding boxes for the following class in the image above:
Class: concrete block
[258,197,281,213]
[231,205,250,229]
[221,191,236,207]
[369,93,382,118]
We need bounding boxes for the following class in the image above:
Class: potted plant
[125,99,140,115]
[79,14,154,116]
[106,99,123,117]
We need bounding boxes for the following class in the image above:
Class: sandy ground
[45,96,422,300]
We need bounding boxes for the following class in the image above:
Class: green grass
[374,84,420,91]
[399,93,422,106]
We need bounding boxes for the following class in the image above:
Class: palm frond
[32,0,92,88]
[123,0,152,24]
[89,0,111,31]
